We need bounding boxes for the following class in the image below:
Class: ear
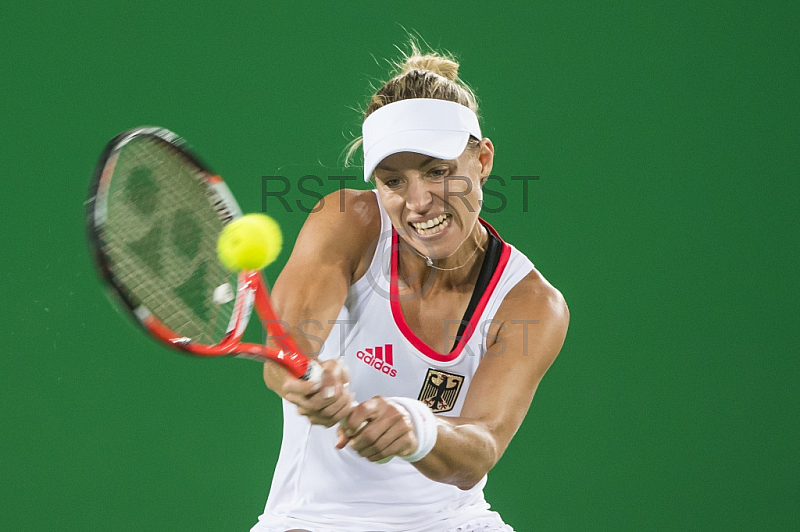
[478,138,494,184]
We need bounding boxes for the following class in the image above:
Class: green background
[2,1,797,530]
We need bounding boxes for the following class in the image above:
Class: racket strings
[101,136,236,344]
[110,139,226,341]
[129,138,230,338]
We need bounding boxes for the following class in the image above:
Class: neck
[398,222,489,290]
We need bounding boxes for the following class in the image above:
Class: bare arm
[262,190,380,422]
[414,275,569,488]
[341,272,569,489]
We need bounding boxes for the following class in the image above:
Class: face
[373,138,494,260]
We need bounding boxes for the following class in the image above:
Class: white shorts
[251,515,514,532]
[441,517,515,532]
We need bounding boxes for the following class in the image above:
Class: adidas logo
[356,344,397,378]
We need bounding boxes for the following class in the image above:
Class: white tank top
[255,191,535,532]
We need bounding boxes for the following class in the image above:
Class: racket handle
[302,359,323,382]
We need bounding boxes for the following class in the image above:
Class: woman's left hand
[335,396,419,462]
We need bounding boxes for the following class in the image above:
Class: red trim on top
[390,219,511,362]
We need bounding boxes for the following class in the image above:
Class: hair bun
[400,54,460,81]
[343,40,481,169]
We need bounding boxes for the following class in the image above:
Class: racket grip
[302,359,323,383]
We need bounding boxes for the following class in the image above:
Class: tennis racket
[85,126,321,382]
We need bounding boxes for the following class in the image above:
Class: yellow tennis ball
[217,213,282,271]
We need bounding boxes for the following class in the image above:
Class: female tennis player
[251,44,569,532]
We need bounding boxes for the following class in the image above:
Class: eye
[429,167,449,179]
[383,177,403,188]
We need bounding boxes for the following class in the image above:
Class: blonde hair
[345,41,481,167]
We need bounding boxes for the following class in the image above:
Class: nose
[405,178,433,213]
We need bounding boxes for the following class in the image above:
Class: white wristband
[389,397,438,462]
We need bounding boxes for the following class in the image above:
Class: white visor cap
[361,98,482,182]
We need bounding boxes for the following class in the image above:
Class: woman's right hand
[280,358,354,427]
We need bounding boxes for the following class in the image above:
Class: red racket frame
[136,271,314,379]
[86,127,320,382]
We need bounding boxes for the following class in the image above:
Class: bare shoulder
[272,189,381,316]
[290,188,381,279]
[496,267,569,326]
[307,188,380,239]
[462,266,569,447]
[488,267,570,366]
[314,188,379,226]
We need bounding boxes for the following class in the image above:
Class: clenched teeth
[411,214,451,235]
